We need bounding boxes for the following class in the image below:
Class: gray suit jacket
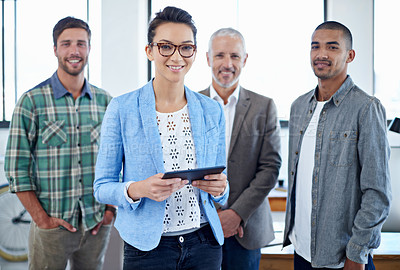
[200,87,281,250]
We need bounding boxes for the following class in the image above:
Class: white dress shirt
[209,84,240,163]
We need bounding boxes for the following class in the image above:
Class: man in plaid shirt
[5,17,113,269]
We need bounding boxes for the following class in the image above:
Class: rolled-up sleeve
[5,94,38,192]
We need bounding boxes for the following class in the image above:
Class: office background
[0,0,399,269]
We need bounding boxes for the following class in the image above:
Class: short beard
[212,72,240,89]
[313,69,335,80]
[59,57,87,76]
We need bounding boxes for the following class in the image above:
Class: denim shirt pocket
[41,120,67,147]
[329,130,358,167]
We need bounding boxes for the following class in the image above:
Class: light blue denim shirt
[94,80,229,251]
[283,76,391,267]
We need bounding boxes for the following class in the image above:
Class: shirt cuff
[212,183,228,200]
[124,181,141,204]
[346,239,371,264]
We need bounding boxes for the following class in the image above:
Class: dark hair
[53,16,91,47]
[315,21,353,50]
[147,6,197,44]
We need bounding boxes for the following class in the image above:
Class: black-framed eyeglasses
[149,42,196,58]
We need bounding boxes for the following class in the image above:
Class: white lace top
[157,105,208,233]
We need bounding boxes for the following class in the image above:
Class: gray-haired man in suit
[200,28,282,270]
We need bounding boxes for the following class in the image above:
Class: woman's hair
[147,6,197,44]
[53,16,91,47]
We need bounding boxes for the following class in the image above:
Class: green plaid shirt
[5,72,112,230]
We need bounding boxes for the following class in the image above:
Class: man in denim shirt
[283,21,391,270]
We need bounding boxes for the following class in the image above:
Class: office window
[0,0,101,124]
[0,0,16,124]
[374,0,399,120]
[151,0,324,119]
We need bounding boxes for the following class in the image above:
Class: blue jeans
[123,225,222,270]
[294,252,375,270]
[221,236,261,270]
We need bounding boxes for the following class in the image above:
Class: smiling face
[146,22,196,86]
[310,29,354,81]
[54,28,90,77]
[207,35,247,90]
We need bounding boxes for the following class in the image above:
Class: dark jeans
[123,225,222,270]
[221,236,261,270]
[294,252,375,270]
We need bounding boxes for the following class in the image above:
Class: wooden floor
[260,232,400,270]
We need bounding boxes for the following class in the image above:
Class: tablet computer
[162,165,226,184]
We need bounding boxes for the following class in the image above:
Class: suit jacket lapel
[138,81,165,173]
[186,88,205,168]
[229,88,250,157]
[201,88,210,97]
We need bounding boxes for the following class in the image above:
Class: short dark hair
[315,21,352,50]
[147,6,197,44]
[53,16,91,47]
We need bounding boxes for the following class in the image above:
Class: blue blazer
[94,80,228,251]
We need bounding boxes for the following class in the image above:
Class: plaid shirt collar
[51,71,93,100]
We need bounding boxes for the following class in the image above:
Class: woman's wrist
[127,181,142,201]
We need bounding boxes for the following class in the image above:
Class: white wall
[326,0,374,94]
[101,0,149,97]
[0,129,8,157]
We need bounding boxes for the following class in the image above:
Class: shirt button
[295,151,299,155]
[78,143,81,147]
[203,200,207,205]
[76,126,80,129]
[291,171,294,175]
[78,160,81,164]
[179,236,184,243]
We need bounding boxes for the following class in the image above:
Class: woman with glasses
[94,6,228,270]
